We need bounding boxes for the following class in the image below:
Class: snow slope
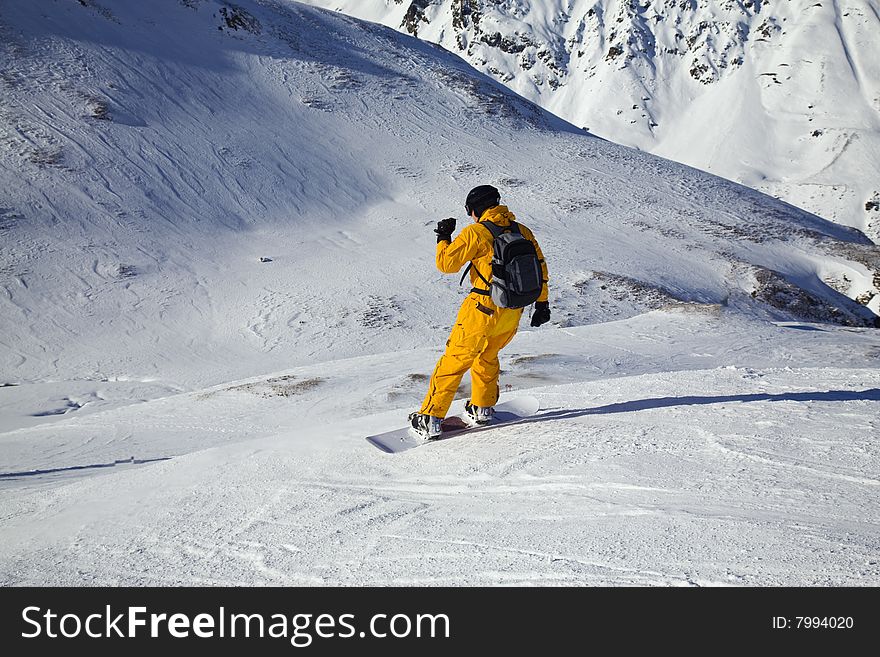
[298,0,880,240]
[2,312,880,585]
[0,0,878,585]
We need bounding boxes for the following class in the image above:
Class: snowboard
[366,396,540,454]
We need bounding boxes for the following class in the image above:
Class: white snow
[298,0,880,240]
[0,0,878,586]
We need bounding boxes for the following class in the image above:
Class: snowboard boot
[464,400,494,425]
[408,412,443,440]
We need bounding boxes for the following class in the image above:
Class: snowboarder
[409,185,550,439]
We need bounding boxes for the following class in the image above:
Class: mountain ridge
[300,0,880,240]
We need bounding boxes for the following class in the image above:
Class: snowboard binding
[464,400,494,426]
[408,412,443,440]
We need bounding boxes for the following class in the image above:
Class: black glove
[434,217,456,243]
[530,301,550,327]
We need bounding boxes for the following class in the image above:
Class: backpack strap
[470,268,492,296]
[458,221,519,294]
[458,262,491,295]
[458,262,472,287]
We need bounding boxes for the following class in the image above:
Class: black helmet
[465,184,500,218]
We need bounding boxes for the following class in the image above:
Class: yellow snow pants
[419,293,523,418]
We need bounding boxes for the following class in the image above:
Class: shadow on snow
[533,388,880,421]
[0,456,172,480]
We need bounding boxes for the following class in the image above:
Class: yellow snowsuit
[420,205,549,418]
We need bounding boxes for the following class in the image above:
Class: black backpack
[460,221,543,309]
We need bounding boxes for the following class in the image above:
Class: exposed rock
[751,267,879,328]
[218,4,261,34]
[401,0,433,37]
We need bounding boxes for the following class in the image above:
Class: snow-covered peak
[299,0,880,239]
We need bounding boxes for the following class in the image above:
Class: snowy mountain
[1,0,878,585]
[298,0,880,241]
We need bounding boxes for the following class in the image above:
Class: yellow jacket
[435,205,549,304]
